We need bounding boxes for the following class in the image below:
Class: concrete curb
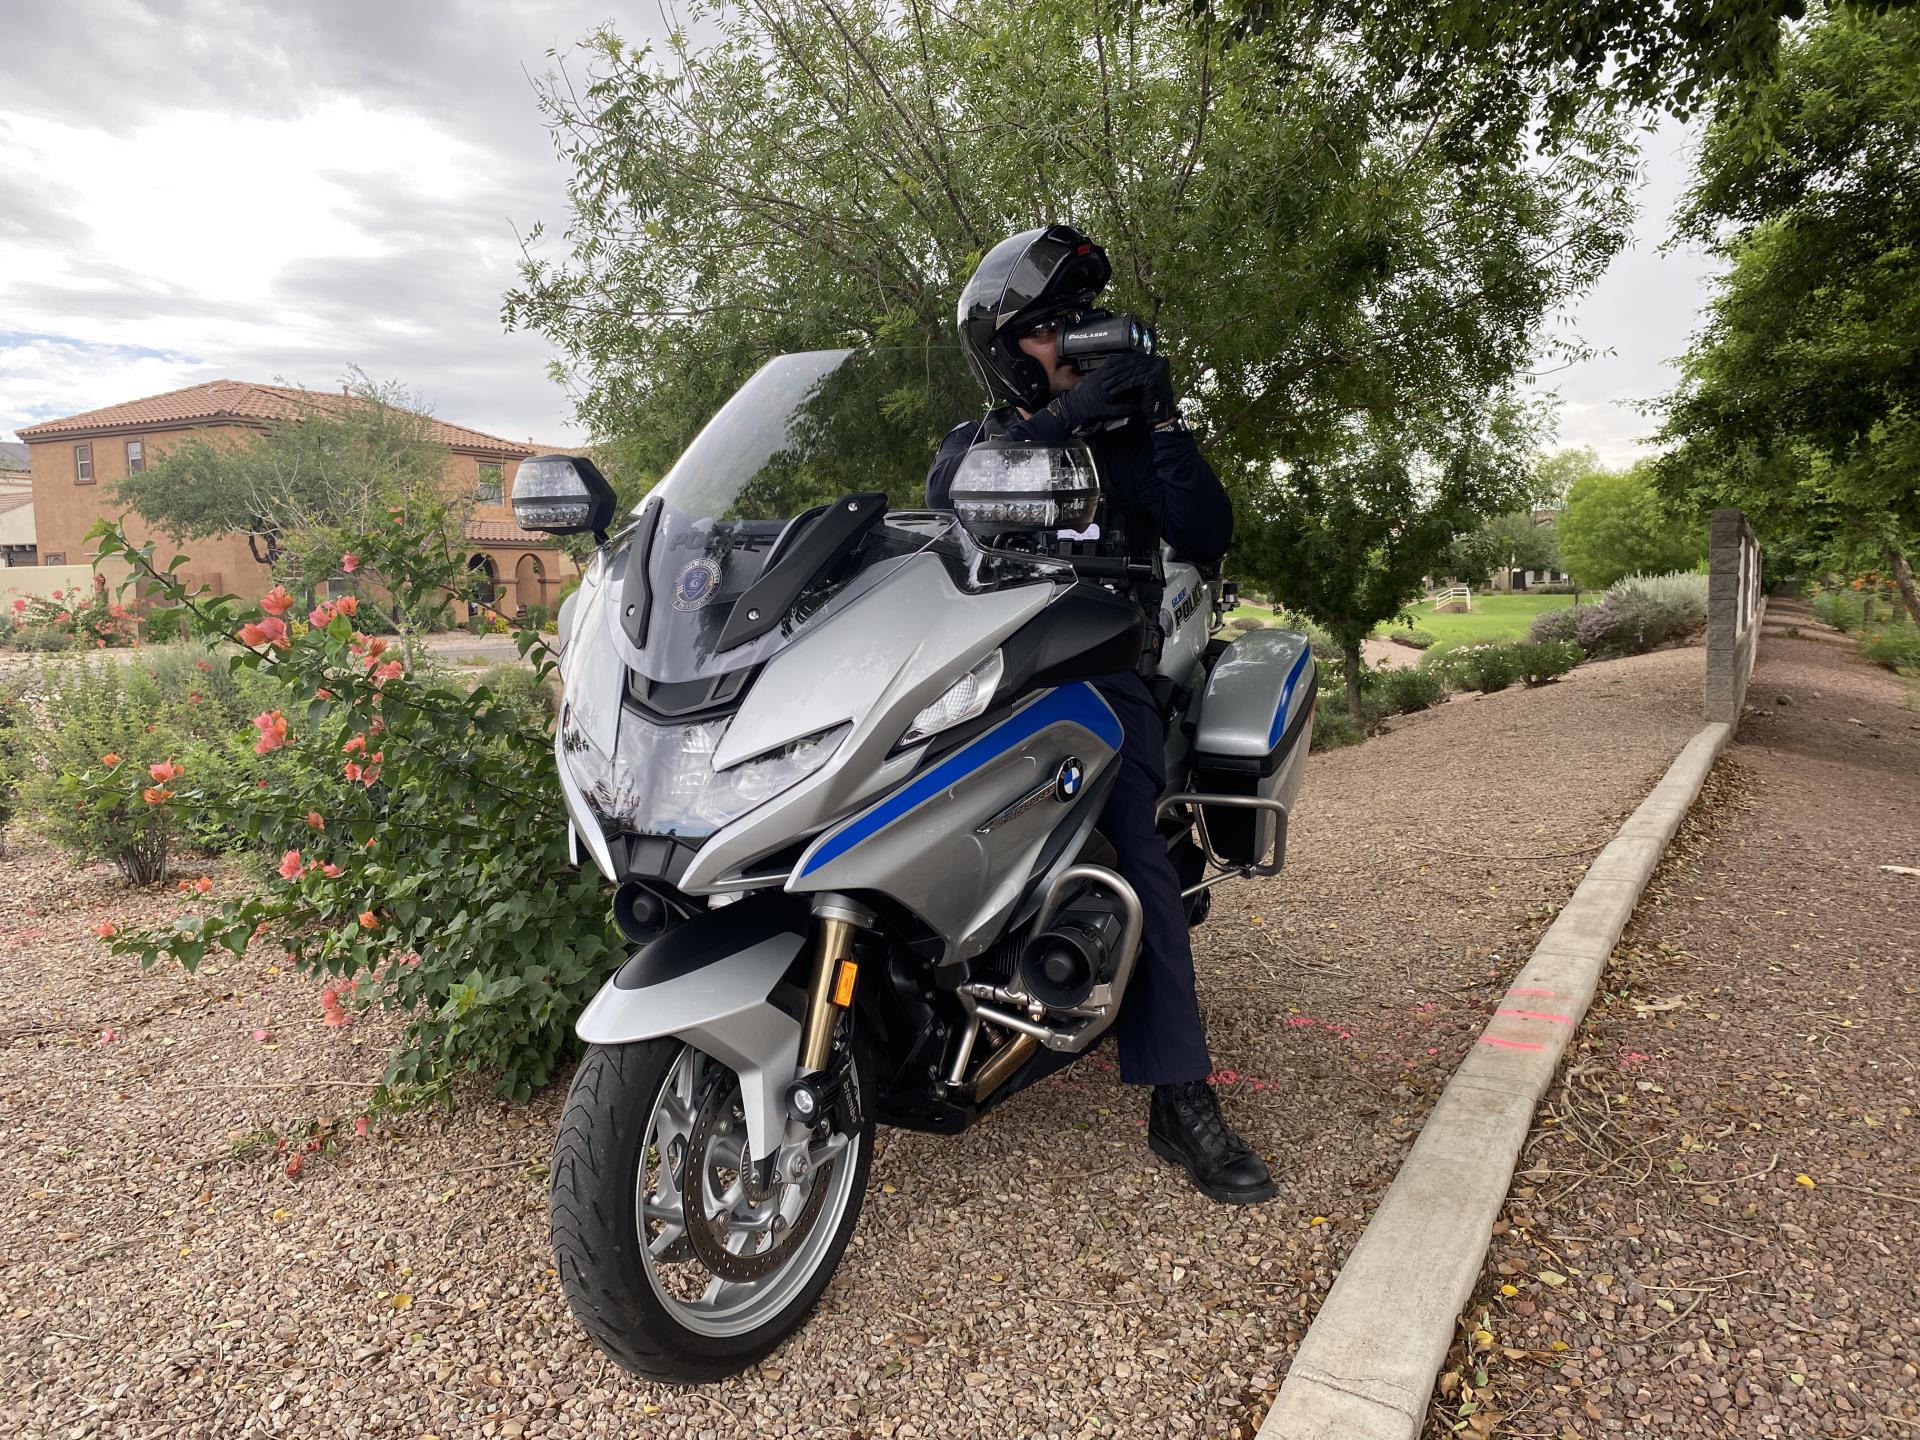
[1257,721,1734,1440]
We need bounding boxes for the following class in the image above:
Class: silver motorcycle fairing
[676,551,1062,890]
[574,892,810,1163]
[789,681,1124,964]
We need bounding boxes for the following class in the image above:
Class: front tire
[549,1039,872,1382]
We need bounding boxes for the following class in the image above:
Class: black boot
[1149,1080,1276,1204]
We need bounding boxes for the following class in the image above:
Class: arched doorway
[514,553,545,615]
[466,553,498,613]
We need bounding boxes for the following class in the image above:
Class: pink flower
[56,611,71,623]
[308,603,334,628]
[357,911,378,931]
[95,921,117,938]
[353,1116,369,1139]
[320,985,351,1028]
[194,659,212,672]
[148,758,182,783]
[277,850,305,881]
[333,594,359,618]
[237,616,289,651]
[9,598,22,613]
[252,1028,270,1043]
[314,688,334,701]
[341,552,359,573]
[341,735,366,755]
[100,752,121,767]
[98,1026,118,1045]
[285,1153,304,1178]
[343,761,363,782]
[320,862,341,878]
[259,585,295,617]
[51,589,63,600]
[305,811,325,831]
[372,659,404,686]
[142,786,173,805]
[193,875,212,895]
[252,710,290,755]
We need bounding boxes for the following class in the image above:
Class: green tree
[1448,508,1564,586]
[506,0,1639,716]
[1558,462,1704,588]
[115,373,470,612]
[1651,7,1920,624]
[1531,446,1604,509]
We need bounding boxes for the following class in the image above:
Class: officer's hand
[1052,355,1167,433]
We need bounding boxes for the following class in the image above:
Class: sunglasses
[1018,309,1084,340]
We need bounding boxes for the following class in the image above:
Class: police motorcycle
[515,345,1314,1381]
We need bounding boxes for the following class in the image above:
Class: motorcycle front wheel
[549,1038,873,1382]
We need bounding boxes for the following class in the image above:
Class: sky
[0,2,1718,466]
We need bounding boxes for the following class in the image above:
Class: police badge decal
[672,558,722,611]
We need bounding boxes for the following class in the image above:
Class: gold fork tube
[799,917,857,1073]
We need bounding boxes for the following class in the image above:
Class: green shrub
[1367,663,1452,718]
[14,627,77,653]
[1859,624,1920,672]
[1448,643,1524,693]
[1811,587,1866,632]
[1386,626,1437,650]
[1511,638,1583,686]
[0,678,24,854]
[141,608,190,644]
[473,663,557,730]
[1310,706,1364,751]
[27,662,185,884]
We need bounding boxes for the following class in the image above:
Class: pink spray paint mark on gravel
[1496,1008,1573,1024]
[1477,1035,1545,1052]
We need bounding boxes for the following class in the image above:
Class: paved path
[1424,622,1920,1438]
[2,647,1708,1439]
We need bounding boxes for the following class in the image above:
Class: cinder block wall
[1704,508,1763,723]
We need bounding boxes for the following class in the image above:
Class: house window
[74,444,94,484]
[126,440,145,473]
[44,552,66,566]
[476,462,503,504]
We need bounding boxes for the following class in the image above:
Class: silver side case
[1182,627,1316,870]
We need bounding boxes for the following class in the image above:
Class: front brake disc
[682,1083,832,1282]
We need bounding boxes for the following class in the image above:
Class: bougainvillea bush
[88,521,619,1104]
[4,574,140,649]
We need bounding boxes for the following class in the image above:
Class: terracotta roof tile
[464,518,561,546]
[16,380,534,455]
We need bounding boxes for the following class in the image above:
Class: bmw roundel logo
[672,558,721,611]
[1054,757,1084,801]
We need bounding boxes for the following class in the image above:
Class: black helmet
[957,224,1111,408]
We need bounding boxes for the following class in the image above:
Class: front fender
[575,891,811,1162]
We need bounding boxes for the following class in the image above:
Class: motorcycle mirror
[512,454,617,538]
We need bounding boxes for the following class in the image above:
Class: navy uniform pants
[1092,672,1213,1086]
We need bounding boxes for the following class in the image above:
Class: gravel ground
[1424,612,1920,1437]
[2,645,1708,1439]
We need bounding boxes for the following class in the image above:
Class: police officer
[927,225,1273,1205]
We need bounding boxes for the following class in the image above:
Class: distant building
[14,381,576,612]
[0,442,34,567]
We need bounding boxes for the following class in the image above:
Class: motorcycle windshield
[615,346,1063,684]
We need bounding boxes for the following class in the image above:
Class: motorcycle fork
[800,896,874,1073]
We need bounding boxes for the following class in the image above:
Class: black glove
[1049,353,1175,433]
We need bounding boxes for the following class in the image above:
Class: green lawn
[1377,592,1580,650]
[1226,593,1584,651]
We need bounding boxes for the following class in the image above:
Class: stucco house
[14,381,576,613]
[0,442,34,567]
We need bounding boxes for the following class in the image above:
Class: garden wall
[1704,508,1763,723]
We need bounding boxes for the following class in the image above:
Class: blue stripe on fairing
[1267,646,1315,748]
[798,682,1124,878]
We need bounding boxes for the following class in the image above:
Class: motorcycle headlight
[901,651,1003,746]
[563,708,847,840]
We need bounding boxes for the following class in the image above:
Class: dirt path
[1425,625,1920,1437]
[2,647,1708,1439]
